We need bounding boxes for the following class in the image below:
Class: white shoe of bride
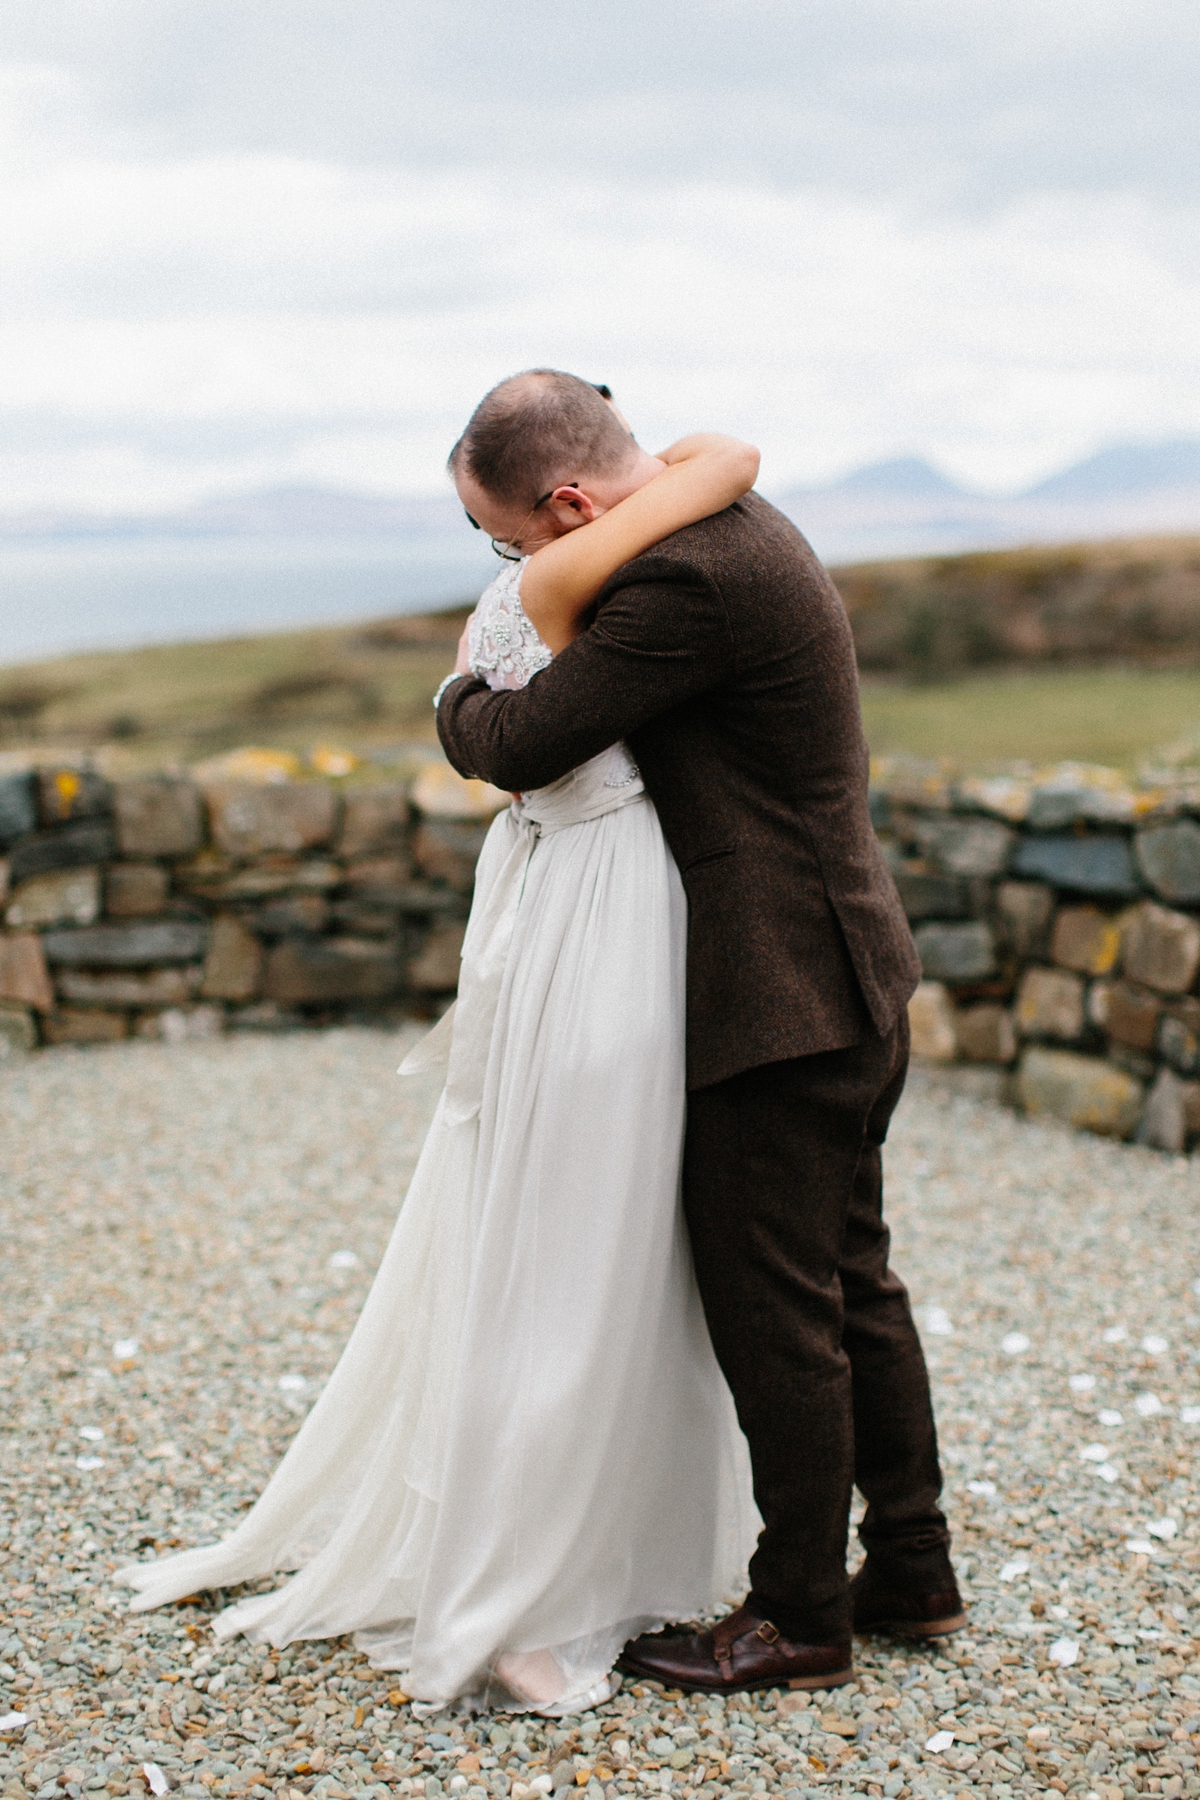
[493,1650,620,1717]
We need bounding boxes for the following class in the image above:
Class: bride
[118,409,762,1715]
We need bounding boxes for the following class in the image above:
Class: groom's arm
[436,561,733,793]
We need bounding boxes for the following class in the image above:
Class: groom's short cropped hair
[448,370,634,509]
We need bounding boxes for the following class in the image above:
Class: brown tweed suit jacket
[437,491,920,1090]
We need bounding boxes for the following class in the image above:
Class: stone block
[0,931,55,1012]
[8,820,118,885]
[5,867,101,929]
[955,1003,1016,1064]
[954,774,1032,823]
[204,782,340,856]
[0,771,37,845]
[996,882,1055,958]
[1015,967,1085,1041]
[328,897,402,936]
[41,919,209,967]
[912,920,996,983]
[1026,780,1136,831]
[893,869,969,922]
[407,921,467,992]
[1158,996,1200,1076]
[179,855,343,899]
[253,894,329,938]
[1050,905,1123,976]
[907,981,957,1061]
[1102,980,1163,1053]
[200,915,264,1002]
[1121,898,1200,994]
[911,815,1016,877]
[36,766,112,824]
[1016,1047,1143,1139]
[0,1003,36,1056]
[41,1007,129,1045]
[114,777,204,858]
[1136,1067,1200,1154]
[343,856,413,901]
[133,1004,225,1043]
[104,863,171,917]
[56,966,203,1007]
[413,821,489,895]
[1012,834,1139,898]
[337,786,412,858]
[410,760,510,822]
[262,937,404,1004]
[1134,820,1200,905]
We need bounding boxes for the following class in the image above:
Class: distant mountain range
[5,438,1200,567]
[773,439,1200,562]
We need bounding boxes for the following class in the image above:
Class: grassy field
[0,610,469,773]
[4,531,1200,774]
[858,665,1200,770]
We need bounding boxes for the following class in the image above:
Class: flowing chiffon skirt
[119,751,759,1709]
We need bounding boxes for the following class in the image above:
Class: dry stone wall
[5,753,1200,1154]
[875,762,1200,1154]
[0,760,498,1057]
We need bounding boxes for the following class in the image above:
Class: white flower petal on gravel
[78,1425,105,1441]
[1192,1278,1200,1297]
[1098,1409,1124,1426]
[925,1730,956,1753]
[921,1306,954,1335]
[1068,1373,1096,1391]
[278,1373,308,1391]
[999,1558,1030,1581]
[1126,1537,1156,1554]
[1146,1517,1178,1540]
[1002,1332,1030,1354]
[967,1479,997,1496]
[0,1713,28,1732]
[1181,1404,1200,1424]
[1096,1462,1120,1482]
[1049,1637,1079,1666]
[75,1455,104,1470]
[1142,1334,1169,1354]
[146,1441,177,1460]
[1134,1393,1164,1417]
[1079,1443,1111,1462]
[112,1337,139,1358]
[328,1250,359,1269]
[143,1765,170,1797]
[1102,1325,1128,1344]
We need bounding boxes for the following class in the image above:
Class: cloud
[1,0,1198,511]
[7,0,1200,207]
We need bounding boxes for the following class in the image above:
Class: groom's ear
[546,484,599,527]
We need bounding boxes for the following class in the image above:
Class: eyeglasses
[466,482,583,561]
[463,382,613,559]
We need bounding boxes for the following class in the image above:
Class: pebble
[1,1041,1199,1800]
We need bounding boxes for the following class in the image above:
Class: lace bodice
[468,559,553,691]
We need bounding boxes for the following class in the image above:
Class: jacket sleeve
[436,560,734,793]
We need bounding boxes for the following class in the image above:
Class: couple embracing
[121,371,962,1714]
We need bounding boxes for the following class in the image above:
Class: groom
[436,370,961,1692]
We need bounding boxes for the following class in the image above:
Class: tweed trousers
[682,1014,954,1647]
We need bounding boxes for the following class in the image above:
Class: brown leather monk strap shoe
[850,1562,966,1638]
[618,1604,853,1695]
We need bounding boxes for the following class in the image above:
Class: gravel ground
[2,1032,1199,1800]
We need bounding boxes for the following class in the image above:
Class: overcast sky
[2,0,1199,512]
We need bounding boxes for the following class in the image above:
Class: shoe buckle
[756,1620,780,1645]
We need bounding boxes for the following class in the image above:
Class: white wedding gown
[119,560,759,1712]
